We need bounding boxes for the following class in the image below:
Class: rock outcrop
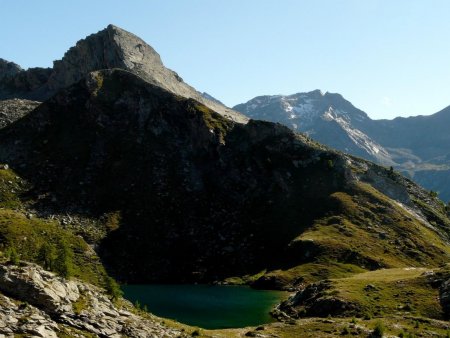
[278,280,358,318]
[0,25,247,123]
[0,263,186,337]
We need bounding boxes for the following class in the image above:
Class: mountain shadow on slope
[0,69,449,285]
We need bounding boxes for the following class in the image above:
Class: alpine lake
[122,284,288,329]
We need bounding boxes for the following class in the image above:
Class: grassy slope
[245,179,450,288]
[302,187,450,265]
[334,268,441,319]
[201,317,450,338]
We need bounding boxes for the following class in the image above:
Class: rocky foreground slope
[0,263,187,337]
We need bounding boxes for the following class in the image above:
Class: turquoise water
[122,284,286,329]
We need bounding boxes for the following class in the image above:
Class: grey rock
[234,90,391,165]
[0,263,187,337]
[0,264,80,314]
[279,280,359,318]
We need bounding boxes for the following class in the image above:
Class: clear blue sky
[1,0,449,119]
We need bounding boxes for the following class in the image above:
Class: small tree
[372,320,384,337]
[38,242,57,271]
[54,240,74,278]
[5,246,19,265]
[105,276,123,302]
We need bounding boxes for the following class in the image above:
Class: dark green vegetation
[122,284,286,329]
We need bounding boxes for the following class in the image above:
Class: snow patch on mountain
[323,107,389,157]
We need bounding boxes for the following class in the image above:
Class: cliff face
[0,25,247,123]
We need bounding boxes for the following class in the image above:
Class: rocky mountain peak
[0,25,248,123]
[48,24,165,92]
[234,90,369,126]
[233,91,390,164]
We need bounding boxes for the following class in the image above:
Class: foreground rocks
[0,263,187,337]
[278,280,358,319]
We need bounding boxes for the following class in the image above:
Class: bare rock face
[0,25,247,123]
[0,263,187,337]
[0,264,80,314]
[0,294,59,338]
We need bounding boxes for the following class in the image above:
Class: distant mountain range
[234,91,450,201]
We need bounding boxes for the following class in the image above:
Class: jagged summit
[49,24,170,93]
[0,25,248,123]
